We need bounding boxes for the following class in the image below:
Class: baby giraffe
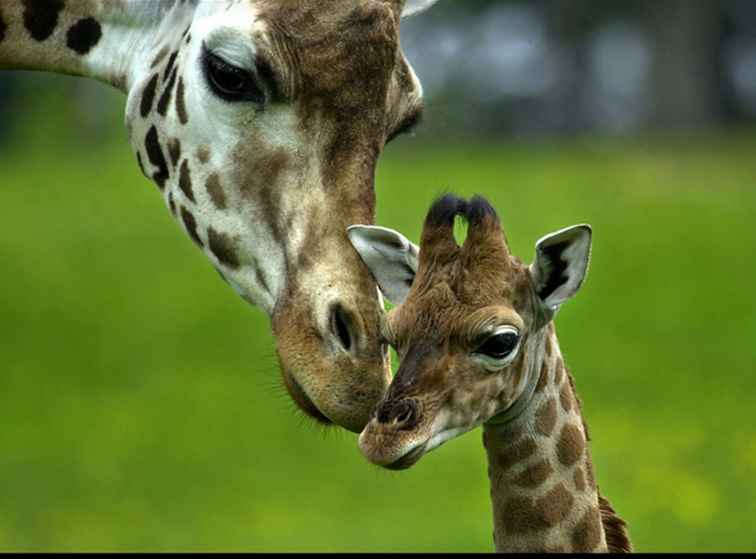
[348,194,631,553]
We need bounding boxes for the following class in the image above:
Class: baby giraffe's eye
[475,328,520,361]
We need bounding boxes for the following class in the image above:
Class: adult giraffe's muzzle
[271,230,392,433]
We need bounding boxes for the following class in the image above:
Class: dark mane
[599,494,633,553]
[567,371,633,553]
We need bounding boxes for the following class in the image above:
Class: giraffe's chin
[383,443,427,471]
[280,368,333,427]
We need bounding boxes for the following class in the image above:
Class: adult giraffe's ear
[347,225,419,305]
[401,0,442,18]
[529,225,592,314]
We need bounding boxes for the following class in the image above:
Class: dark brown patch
[557,423,585,467]
[178,160,194,202]
[559,382,573,413]
[535,360,549,392]
[513,459,553,489]
[554,358,565,385]
[574,466,586,491]
[197,146,211,164]
[486,434,537,472]
[239,148,290,243]
[157,67,178,116]
[66,17,102,55]
[176,77,188,125]
[22,0,64,42]
[206,173,226,210]
[145,126,169,189]
[163,50,178,81]
[572,506,603,552]
[180,207,202,247]
[140,74,159,118]
[599,494,633,553]
[168,192,176,216]
[168,139,182,168]
[535,398,557,436]
[150,45,170,69]
[502,482,574,534]
[208,228,240,270]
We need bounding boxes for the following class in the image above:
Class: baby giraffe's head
[348,195,592,470]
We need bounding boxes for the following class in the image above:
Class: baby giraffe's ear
[529,225,592,313]
[347,225,419,305]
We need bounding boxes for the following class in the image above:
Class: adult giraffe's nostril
[329,303,357,353]
[377,399,419,430]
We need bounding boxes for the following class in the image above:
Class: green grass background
[1,82,755,552]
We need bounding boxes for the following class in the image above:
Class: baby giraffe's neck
[482,324,626,553]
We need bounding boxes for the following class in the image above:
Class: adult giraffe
[0,0,440,433]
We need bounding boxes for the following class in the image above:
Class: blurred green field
[1,89,756,551]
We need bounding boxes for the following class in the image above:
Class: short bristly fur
[349,194,631,553]
[0,0,442,433]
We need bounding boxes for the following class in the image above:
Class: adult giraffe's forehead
[256,0,400,106]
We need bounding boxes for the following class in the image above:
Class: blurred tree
[643,0,724,129]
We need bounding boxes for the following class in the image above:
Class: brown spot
[545,336,553,357]
[513,459,553,489]
[178,160,195,202]
[208,228,240,270]
[157,67,178,116]
[206,173,227,210]
[163,50,178,81]
[535,398,557,436]
[554,358,565,385]
[502,482,574,534]
[559,382,573,413]
[535,360,549,392]
[168,139,182,168]
[66,17,102,55]
[145,126,169,189]
[180,207,202,247]
[574,466,586,491]
[572,506,603,552]
[140,74,159,118]
[197,146,211,164]
[22,0,63,42]
[487,435,537,472]
[557,423,585,467]
[176,77,188,125]
[168,192,176,216]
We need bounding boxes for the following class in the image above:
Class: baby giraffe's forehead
[391,254,534,344]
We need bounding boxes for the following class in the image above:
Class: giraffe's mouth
[384,443,427,471]
[281,368,332,426]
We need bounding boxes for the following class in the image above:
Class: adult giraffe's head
[0,0,440,432]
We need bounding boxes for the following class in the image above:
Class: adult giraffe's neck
[0,0,194,92]
[481,325,610,553]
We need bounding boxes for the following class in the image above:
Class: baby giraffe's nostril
[377,399,418,429]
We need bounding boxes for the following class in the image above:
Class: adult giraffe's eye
[203,50,265,104]
[475,328,520,361]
